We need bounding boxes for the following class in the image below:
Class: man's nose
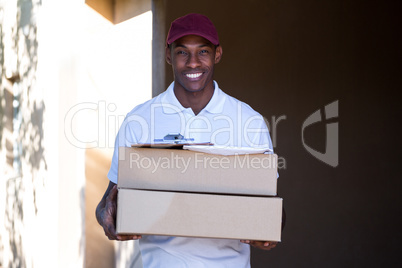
[186,53,201,68]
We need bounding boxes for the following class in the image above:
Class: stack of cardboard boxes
[116,146,282,242]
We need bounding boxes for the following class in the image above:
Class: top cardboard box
[118,147,278,196]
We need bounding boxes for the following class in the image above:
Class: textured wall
[1,1,86,267]
[0,0,46,267]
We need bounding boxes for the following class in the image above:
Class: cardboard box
[118,147,278,196]
[116,189,282,241]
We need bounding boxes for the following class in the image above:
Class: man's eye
[177,51,187,55]
[200,50,209,54]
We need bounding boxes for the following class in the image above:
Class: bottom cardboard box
[117,189,282,241]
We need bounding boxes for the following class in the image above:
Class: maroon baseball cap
[166,13,220,46]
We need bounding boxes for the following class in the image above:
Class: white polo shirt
[108,81,273,268]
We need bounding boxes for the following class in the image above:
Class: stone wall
[1,0,153,267]
[1,1,46,267]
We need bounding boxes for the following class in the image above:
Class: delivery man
[96,13,281,267]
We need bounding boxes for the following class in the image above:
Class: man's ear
[166,46,172,65]
[214,45,223,64]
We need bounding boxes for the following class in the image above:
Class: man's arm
[96,180,142,241]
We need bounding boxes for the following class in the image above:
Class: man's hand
[96,182,142,241]
[240,240,278,250]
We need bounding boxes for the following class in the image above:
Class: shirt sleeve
[259,116,279,179]
[107,115,139,183]
[243,114,273,150]
[259,117,274,151]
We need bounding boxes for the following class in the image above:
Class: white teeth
[186,73,202,79]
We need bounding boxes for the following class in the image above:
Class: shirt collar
[161,81,226,115]
[161,82,187,114]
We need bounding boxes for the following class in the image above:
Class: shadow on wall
[13,0,46,215]
[0,4,6,150]
[1,0,48,266]
[5,175,26,268]
[19,100,47,214]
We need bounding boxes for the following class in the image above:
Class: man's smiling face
[166,35,222,94]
